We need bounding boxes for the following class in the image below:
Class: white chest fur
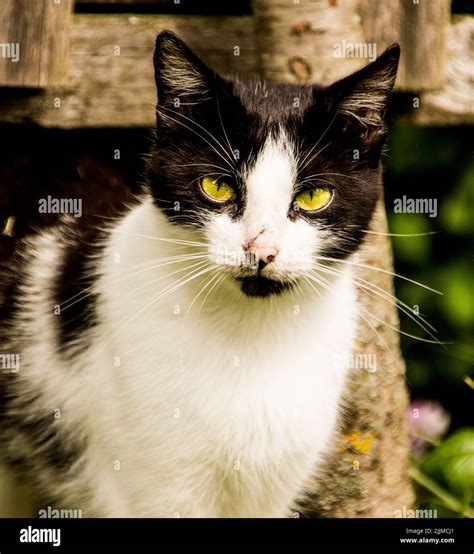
[88,200,357,517]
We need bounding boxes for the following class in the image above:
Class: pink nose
[244,229,279,268]
[244,243,279,271]
[247,245,278,265]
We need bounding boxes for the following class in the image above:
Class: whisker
[298,110,339,172]
[299,141,332,174]
[361,229,440,237]
[61,257,209,312]
[96,262,215,353]
[303,172,365,183]
[180,162,234,174]
[112,229,208,247]
[156,104,236,174]
[216,94,236,165]
[312,255,442,295]
[305,269,398,361]
[298,177,335,188]
[312,261,437,334]
[184,269,222,321]
[196,272,228,320]
[59,251,207,308]
[310,264,445,347]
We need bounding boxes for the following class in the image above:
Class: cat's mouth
[236,275,294,297]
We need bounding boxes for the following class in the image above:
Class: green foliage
[437,262,474,327]
[422,429,474,500]
[385,125,473,516]
[385,124,473,417]
[440,166,474,235]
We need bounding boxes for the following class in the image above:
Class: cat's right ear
[153,31,218,108]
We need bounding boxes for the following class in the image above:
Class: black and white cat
[0,32,399,517]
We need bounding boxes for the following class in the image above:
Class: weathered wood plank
[0,0,73,87]
[0,12,471,128]
[0,13,257,127]
[359,0,450,91]
[407,16,474,125]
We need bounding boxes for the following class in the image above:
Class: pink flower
[407,400,450,456]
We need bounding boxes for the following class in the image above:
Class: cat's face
[147,32,399,297]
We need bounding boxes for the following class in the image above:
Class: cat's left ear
[153,31,223,108]
[329,44,400,133]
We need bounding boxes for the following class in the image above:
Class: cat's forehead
[231,80,314,119]
[229,81,313,182]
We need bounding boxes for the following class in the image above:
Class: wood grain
[359,0,450,91]
[0,0,73,87]
[0,13,257,127]
[0,10,470,127]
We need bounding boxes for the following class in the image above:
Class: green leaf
[422,428,474,499]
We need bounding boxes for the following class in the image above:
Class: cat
[0,31,399,517]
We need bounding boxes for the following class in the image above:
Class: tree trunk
[252,0,414,517]
[359,0,450,91]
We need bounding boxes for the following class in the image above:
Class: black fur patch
[52,199,139,358]
[0,244,27,354]
[1,389,85,473]
[238,275,293,297]
[52,219,106,357]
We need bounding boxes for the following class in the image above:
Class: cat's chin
[236,275,294,298]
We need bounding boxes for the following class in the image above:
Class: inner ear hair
[153,30,213,103]
[335,44,400,129]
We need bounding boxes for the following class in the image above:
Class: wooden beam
[407,16,474,125]
[0,0,73,87]
[0,12,471,128]
[0,13,257,127]
[359,0,451,91]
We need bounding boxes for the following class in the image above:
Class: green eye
[295,187,333,212]
[201,177,235,203]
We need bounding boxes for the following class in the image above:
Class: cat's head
[147,31,399,297]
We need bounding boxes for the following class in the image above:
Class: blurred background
[385,122,473,517]
[0,0,472,517]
